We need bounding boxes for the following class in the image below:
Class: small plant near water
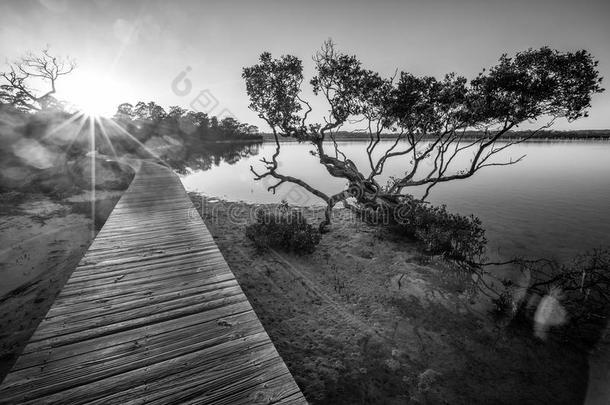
[245,201,321,254]
[396,200,486,263]
[366,197,487,264]
[491,288,517,322]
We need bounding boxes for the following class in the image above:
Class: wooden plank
[2,321,268,397]
[27,286,248,343]
[0,161,306,404]
[46,272,236,315]
[45,278,239,320]
[14,304,256,372]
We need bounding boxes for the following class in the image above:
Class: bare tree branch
[0,47,75,111]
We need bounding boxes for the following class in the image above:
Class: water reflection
[163,141,262,175]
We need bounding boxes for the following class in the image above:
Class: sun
[61,71,122,118]
[79,92,114,117]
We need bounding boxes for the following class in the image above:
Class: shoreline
[189,193,590,404]
[261,136,610,143]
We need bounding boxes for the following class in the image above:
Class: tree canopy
[112,101,261,143]
[243,41,604,230]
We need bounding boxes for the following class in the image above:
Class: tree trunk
[318,202,334,233]
[316,185,407,233]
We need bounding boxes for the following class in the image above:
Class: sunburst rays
[38,109,169,237]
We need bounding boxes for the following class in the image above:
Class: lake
[181,140,610,263]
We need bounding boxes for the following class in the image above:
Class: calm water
[181,141,610,263]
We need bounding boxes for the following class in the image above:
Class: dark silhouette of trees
[113,101,262,144]
[115,103,135,120]
[0,48,75,112]
[110,101,263,172]
[167,105,188,120]
[243,41,604,231]
[132,101,167,122]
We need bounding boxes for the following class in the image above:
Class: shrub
[245,202,321,254]
[490,288,517,321]
[513,250,610,347]
[391,198,487,263]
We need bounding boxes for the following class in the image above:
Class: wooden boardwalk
[0,161,306,404]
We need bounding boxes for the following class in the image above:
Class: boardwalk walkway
[0,161,306,404]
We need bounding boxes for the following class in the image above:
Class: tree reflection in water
[164,141,262,175]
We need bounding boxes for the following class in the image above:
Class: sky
[1,0,609,130]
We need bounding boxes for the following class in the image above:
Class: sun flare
[61,72,121,117]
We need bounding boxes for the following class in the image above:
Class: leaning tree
[243,41,603,231]
[0,48,75,112]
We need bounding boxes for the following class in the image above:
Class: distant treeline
[112,102,264,174]
[261,129,610,142]
[113,101,263,144]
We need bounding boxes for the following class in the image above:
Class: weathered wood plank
[14,304,256,372]
[0,161,306,404]
[58,254,227,295]
[46,273,236,316]
[28,286,247,342]
[3,320,267,396]
[45,278,239,320]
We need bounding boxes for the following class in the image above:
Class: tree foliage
[390,197,487,262]
[245,202,321,254]
[243,41,604,231]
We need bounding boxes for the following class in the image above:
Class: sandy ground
[191,194,591,404]
[0,190,122,381]
[0,183,600,402]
